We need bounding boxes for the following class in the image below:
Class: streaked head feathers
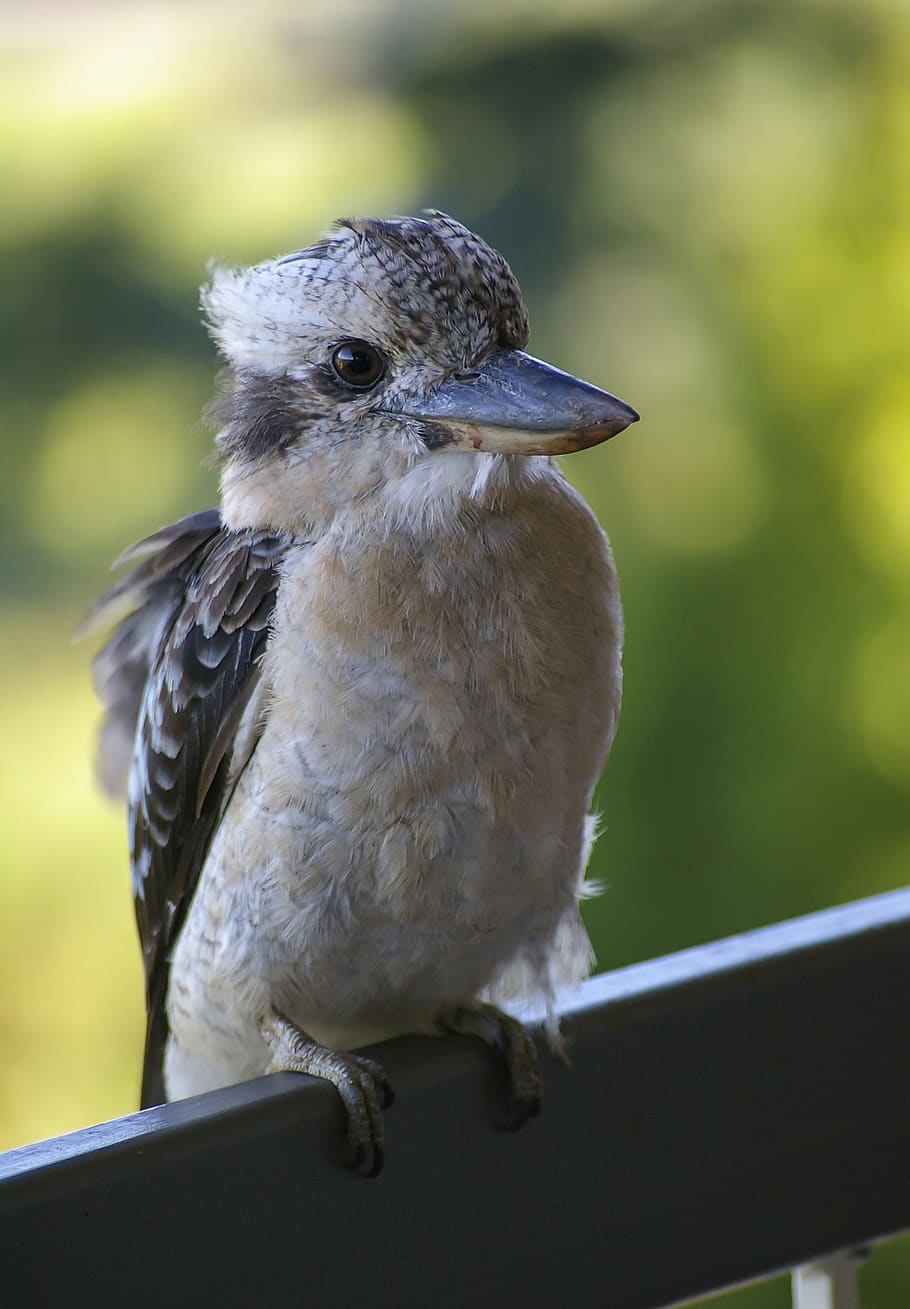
[202,211,529,376]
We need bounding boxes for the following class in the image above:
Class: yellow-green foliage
[2,8,910,1300]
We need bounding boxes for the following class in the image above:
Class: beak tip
[596,398,639,439]
[614,398,640,428]
[565,398,638,451]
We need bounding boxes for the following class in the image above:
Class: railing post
[792,1252,861,1309]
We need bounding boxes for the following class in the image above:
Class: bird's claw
[440,1001,543,1127]
[501,1088,541,1132]
[261,1012,393,1178]
[353,1140,383,1179]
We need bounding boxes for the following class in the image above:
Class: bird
[86,210,638,1176]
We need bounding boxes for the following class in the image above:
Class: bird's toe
[440,1001,543,1132]
[261,1011,392,1178]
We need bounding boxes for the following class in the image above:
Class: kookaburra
[88,211,638,1176]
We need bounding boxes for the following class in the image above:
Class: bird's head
[203,211,638,532]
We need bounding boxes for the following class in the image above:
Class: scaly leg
[260,1010,394,1178]
[440,1001,542,1128]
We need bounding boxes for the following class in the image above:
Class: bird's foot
[439,1001,542,1129]
[260,1011,393,1178]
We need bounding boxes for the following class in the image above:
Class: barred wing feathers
[90,510,287,1107]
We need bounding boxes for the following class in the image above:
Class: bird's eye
[330,340,385,389]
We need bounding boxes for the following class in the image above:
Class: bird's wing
[89,510,288,1107]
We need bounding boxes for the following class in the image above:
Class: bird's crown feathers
[201,210,529,373]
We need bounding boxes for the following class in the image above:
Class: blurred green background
[2,0,909,1302]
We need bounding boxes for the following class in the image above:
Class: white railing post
[792,1252,860,1309]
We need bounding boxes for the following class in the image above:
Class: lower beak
[394,350,638,455]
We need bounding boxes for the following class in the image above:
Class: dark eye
[330,340,385,389]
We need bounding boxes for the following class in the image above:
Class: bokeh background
[2,0,909,1302]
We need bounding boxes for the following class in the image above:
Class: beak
[395,350,639,455]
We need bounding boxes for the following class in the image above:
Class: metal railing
[3,887,909,1308]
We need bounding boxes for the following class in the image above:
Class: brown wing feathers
[90,511,287,1106]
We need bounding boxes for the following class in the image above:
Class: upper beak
[394,350,639,455]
